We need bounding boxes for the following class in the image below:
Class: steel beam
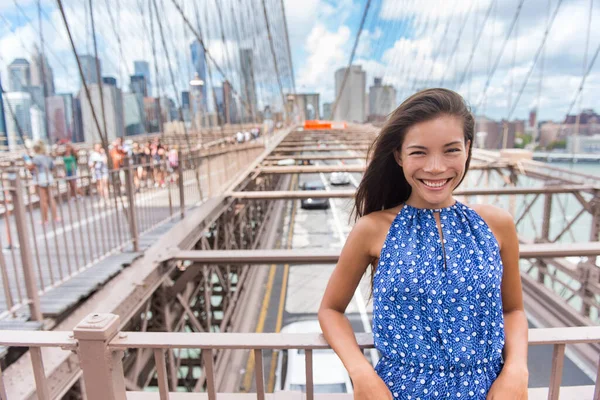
[227,184,598,200]
[257,163,503,174]
[169,242,600,264]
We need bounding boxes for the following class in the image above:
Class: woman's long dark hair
[353,88,475,220]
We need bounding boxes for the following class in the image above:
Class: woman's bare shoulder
[351,205,403,257]
[467,203,516,247]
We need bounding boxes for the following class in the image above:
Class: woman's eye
[446,148,460,153]
[409,151,425,156]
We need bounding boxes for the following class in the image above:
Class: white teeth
[422,179,448,188]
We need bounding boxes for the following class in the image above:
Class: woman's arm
[475,205,528,399]
[497,210,528,373]
[318,216,375,375]
[318,215,392,399]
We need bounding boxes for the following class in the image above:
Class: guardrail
[0,141,265,321]
[0,313,598,400]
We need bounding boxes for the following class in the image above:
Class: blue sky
[2,0,600,121]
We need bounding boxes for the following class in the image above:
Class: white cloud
[296,23,350,93]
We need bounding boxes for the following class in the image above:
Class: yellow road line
[242,174,298,392]
[241,263,276,391]
[267,177,298,391]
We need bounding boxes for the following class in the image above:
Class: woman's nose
[424,155,446,173]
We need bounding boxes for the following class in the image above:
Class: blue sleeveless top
[373,201,505,399]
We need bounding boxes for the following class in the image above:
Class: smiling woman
[318,88,529,400]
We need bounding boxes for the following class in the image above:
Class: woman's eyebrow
[444,140,463,146]
[406,145,427,149]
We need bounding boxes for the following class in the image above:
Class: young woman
[318,89,528,399]
[62,143,80,200]
[27,141,59,224]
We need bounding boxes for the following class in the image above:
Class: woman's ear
[465,140,471,153]
[393,149,402,167]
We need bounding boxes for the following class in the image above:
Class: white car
[274,320,353,394]
[329,172,351,186]
[276,158,296,166]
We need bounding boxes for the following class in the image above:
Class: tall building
[0,81,7,151]
[45,96,69,143]
[239,49,258,121]
[123,93,145,136]
[3,92,32,148]
[222,80,238,124]
[72,97,84,143]
[213,87,224,123]
[368,77,396,121]
[8,58,31,92]
[31,45,55,97]
[79,83,124,143]
[102,76,117,86]
[181,91,191,122]
[30,104,46,142]
[79,55,101,86]
[130,75,148,97]
[190,40,207,112]
[133,61,151,96]
[323,102,332,119]
[143,97,160,133]
[59,93,76,142]
[333,65,366,122]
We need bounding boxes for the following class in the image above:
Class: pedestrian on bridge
[319,88,528,400]
[26,141,59,225]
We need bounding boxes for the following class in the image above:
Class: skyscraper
[79,83,124,143]
[239,49,258,121]
[190,40,207,112]
[102,76,117,86]
[130,75,147,97]
[3,92,33,148]
[134,61,151,96]
[123,92,145,136]
[79,55,101,86]
[59,93,75,142]
[368,77,396,121]
[333,65,366,122]
[45,96,69,143]
[181,91,191,122]
[31,45,55,97]
[8,58,31,92]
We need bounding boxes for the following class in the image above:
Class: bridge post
[7,169,43,321]
[123,157,139,252]
[74,313,127,400]
[178,149,185,218]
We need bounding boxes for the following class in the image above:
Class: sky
[1,0,600,122]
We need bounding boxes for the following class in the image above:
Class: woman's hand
[351,366,393,400]
[486,365,528,400]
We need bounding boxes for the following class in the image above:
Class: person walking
[318,89,528,399]
[62,143,80,200]
[88,143,109,201]
[26,141,59,225]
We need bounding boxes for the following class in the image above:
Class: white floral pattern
[373,202,505,399]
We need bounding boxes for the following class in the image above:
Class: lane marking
[241,263,276,392]
[267,175,298,391]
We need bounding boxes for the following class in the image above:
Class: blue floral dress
[373,202,505,399]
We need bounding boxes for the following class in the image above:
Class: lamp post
[190,73,204,139]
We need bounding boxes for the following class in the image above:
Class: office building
[79,55,101,86]
[368,77,396,121]
[123,92,145,136]
[8,58,31,92]
[3,92,32,148]
[334,65,366,122]
[45,96,69,143]
[190,40,208,112]
[31,45,55,96]
[79,83,124,143]
[240,49,258,121]
[134,61,151,96]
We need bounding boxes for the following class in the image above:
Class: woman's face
[395,115,470,209]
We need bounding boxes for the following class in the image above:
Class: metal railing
[0,313,598,400]
[0,141,266,321]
